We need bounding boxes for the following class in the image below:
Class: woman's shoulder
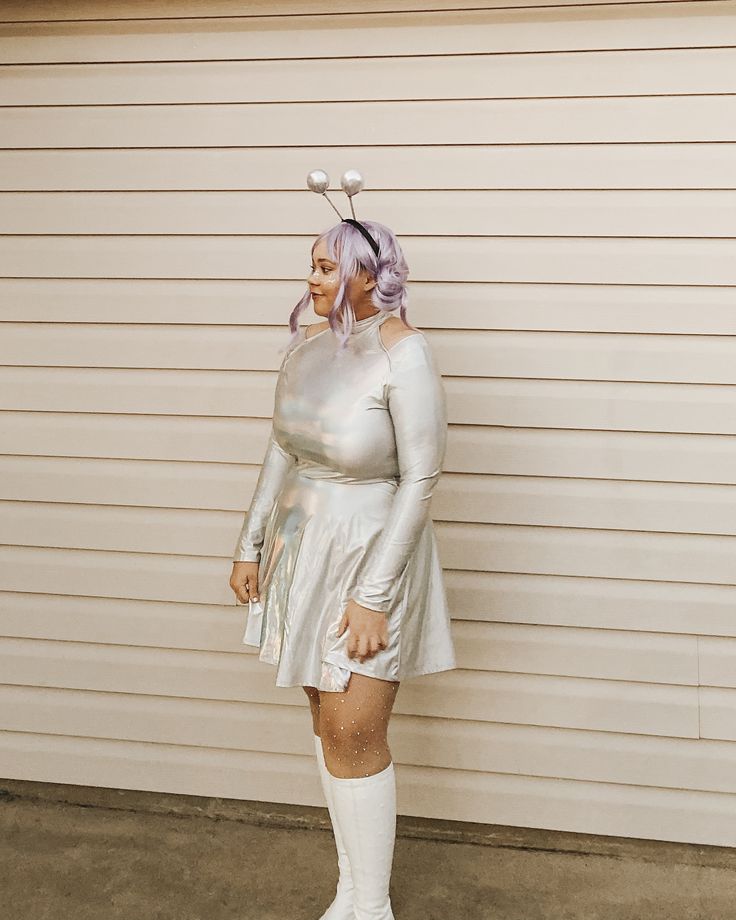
[380,317,442,391]
[280,320,328,362]
[379,316,428,355]
[304,320,330,340]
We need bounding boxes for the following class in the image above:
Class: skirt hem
[270,656,457,690]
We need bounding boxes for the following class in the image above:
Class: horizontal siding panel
[3,369,736,434]
[0,591,697,684]
[445,523,736,586]
[4,48,736,106]
[1,731,734,846]
[1,366,287,418]
[4,190,736,237]
[1,4,733,64]
[0,455,262,508]
[0,592,254,654]
[1,278,734,334]
[0,686,314,757]
[4,99,736,148]
[0,635,305,710]
[454,621,699,685]
[3,414,735,483]
[0,0,711,23]
[452,571,736,637]
[3,325,736,383]
[438,476,736,535]
[2,47,732,103]
[3,502,736,584]
[0,546,224,606]
[700,688,736,742]
[3,146,735,193]
[445,379,736,435]
[4,553,736,638]
[3,455,736,535]
[449,427,736,484]
[698,638,736,689]
[2,684,735,794]
[0,636,699,737]
[2,236,733,286]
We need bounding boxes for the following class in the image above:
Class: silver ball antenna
[306,169,344,220]
[340,169,366,220]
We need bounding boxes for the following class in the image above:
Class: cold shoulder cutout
[305,320,329,340]
[379,315,424,352]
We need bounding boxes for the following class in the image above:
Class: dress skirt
[242,466,456,692]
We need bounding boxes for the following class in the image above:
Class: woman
[229,214,456,920]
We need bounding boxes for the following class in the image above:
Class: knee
[320,717,378,758]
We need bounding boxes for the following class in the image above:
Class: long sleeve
[232,329,303,563]
[232,428,295,562]
[349,334,447,613]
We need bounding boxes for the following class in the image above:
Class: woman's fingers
[347,629,385,662]
[236,581,250,604]
[246,574,260,602]
[342,606,389,661]
[230,561,260,605]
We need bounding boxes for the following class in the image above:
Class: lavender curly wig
[286,219,416,353]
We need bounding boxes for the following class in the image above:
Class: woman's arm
[349,334,448,613]
[232,428,295,562]
[232,328,304,562]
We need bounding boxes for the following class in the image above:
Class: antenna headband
[307,169,380,258]
[342,218,380,258]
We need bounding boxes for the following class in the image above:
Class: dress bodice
[274,311,406,483]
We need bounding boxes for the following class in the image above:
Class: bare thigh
[318,672,400,778]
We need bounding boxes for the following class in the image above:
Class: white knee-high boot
[324,760,397,920]
[313,733,356,920]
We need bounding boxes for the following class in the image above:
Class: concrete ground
[2,780,736,920]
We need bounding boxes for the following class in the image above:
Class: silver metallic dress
[232,309,456,692]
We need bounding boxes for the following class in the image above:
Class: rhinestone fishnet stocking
[304,673,400,779]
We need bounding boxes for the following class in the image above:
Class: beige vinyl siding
[1,0,735,847]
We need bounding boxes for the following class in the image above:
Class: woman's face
[307,238,376,318]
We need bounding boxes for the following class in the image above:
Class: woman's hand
[337,598,389,663]
[230,561,260,605]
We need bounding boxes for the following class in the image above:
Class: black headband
[342,218,380,258]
